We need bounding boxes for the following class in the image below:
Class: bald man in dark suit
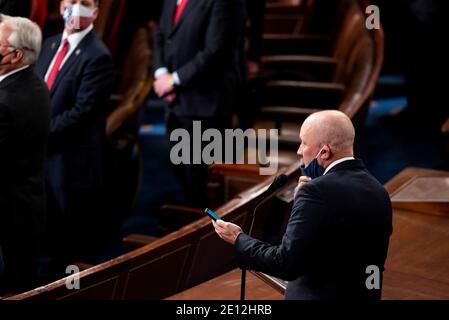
[214,111,393,300]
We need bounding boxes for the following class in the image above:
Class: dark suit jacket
[246,0,265,62]
[0,0,31,17]
[235,159,393,300]
[35,31,114,191]
[154,0,240,118]
[0,67,50,246]
[0,244,3,277]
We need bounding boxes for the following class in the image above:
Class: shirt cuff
[172,71,181,86]
[154,67,168,79]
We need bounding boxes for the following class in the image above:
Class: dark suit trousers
[0,240,38,295]
[166,109,230,208]
[45,180,106,273]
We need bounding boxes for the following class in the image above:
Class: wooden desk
[382,167,449,300]
[166,269,284,300]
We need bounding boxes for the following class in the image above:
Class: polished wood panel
[383,270,449,300]
[385,167,449,217]
[382,167,449,300]
[166,269,283,300]
[7,163,301,300]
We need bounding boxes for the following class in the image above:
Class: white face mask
[63,4,95,31]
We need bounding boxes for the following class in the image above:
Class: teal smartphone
[205,208,221,221]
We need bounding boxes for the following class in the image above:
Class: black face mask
[0,50,16,66]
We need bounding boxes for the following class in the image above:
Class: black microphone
[240,174,288,300]
[249,174,288,235]
[268,174,289,192]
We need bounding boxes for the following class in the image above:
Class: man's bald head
[302,110,355,156]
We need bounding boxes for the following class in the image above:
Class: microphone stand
[240,192,277,301]
[240,268,246,300]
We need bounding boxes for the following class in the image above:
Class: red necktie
[46,39,69,90]
[173,0,188,25]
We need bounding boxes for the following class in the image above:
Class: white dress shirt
[323,157,355,175]
[44,24,94,81]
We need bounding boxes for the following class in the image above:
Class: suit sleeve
[49,53,114,136]
[153,0,170,72]
[175,0,235,86]
[0,104,11,147]
[234,182,330,281]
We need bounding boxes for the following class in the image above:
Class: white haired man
[0,15,50,294]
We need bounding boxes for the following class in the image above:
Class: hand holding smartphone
[205,208,221,221]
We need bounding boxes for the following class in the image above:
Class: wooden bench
[7,163,301,300]
[264,0,315,35]
[211,0,383,190]
[255,0,383,147]
[166,269,284,300]
[94,0,128,57]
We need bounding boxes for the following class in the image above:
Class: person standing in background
[245,0,266,78]
[0,15,50,294]
[235,0,266,130]
[35,0,114,274]
[153,0,242,208]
